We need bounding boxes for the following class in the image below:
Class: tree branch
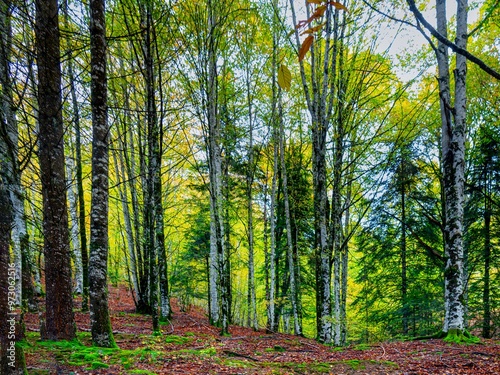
[406,0,500,80]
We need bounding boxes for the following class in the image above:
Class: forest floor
[22,284,500,374]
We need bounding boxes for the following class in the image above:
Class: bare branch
[406,0,500,80]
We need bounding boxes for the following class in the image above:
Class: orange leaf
[298,35,314,62]
[300,23,325,36]
[312,5,327,18]
[295,20,308,29]
[329,1,348,11]
[304,5,327,24]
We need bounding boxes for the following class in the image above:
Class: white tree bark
[0,4,23,306]
[88,0,114,347]
[435,0,468,334]
[66,157,83,294]
[289,0,340,344]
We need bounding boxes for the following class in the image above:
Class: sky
[375,0,484,82]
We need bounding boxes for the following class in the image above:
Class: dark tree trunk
[35,0,76,340]
[142,4,160,332]
[482,196,491,338]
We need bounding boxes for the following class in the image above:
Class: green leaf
[277,64,292,91]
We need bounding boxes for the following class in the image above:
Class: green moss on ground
[443,329,480,344]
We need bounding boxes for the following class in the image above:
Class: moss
[221,358,256,369]
[175,347,216,357]
[344,359,363,370]
[443,329,480,344]
[89,361,109,369]
[264,345,287,353]
[129,370,158,375]
[353,343,371,351]
[164,335,191,345]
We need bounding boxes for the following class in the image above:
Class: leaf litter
[23,285,500,374]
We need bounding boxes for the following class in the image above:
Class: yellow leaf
[298,35,314,62]
[277,64,292,91]
[307,0,322,3]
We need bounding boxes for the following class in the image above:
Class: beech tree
[88,0,115,347]
[35,0,76,340]
[61,0,88,307]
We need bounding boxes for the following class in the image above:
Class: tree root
[412,329,480,344]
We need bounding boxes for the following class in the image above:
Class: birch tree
[431,0,469,339]
[0,165,27,374]
[0,0,27,309]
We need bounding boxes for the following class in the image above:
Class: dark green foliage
[170,199,210,311]
[353,143,444,342]
[464,124,500,338]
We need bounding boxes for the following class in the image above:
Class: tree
[288,0,339,344]
[0,171,27,374]
[0,12,27,364]
[88,0,115,347]
[35,0,76,340]
[433,0,468,339]
[61,0,88,307]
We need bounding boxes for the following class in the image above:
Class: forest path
[23,284,500,374]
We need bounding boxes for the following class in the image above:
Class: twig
[379,344,386,359]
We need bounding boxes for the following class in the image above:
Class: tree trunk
[35,0,76,340]
[267,116,279,333]
[400,158,409,335]
[436,0,468,335]
[482,183,491,338]
[279,96,302,336]
[206,0,229,335]
[0,0,24,309]
[266,11,279,331]
[245,53,257,331]
[0,172,27,374]
[289,1,340,344]
[62,0,87,302]
[66,157,83,294]
[88,0,115,347]
[113,147,140,302]
[140,2,160,331]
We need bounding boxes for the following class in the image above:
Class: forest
[0,0,499,373]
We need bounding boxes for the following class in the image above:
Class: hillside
[22,285,500,374]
